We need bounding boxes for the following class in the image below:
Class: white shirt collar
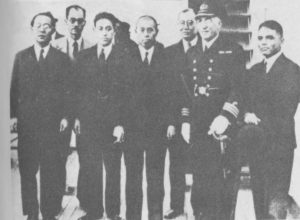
[202,33,219,51]
[34,44,50,61]
[68,36,83,48]
[138,45,155,64]
[264,51,282,73]
[182,35,198,53]
[97,42,113,60]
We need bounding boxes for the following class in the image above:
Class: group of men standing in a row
[10,0,300,220]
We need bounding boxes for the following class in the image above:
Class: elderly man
[164,8,198,219]
[10,12,71,220]
[236,20,300,220]
[179,1,246,219]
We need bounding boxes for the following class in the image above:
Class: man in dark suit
[124,15,168,220]
[164,8,198,219]
[73,12,131,220]
[179,1,245,219]
[10,12,71,220]
[236,20,300,220]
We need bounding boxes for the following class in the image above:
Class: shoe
[164,210,184,219]
[107,215,123,220]
[27,214,39,220]
[79,214,103,220]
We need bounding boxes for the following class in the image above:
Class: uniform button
[193,68,197,72]
[193,59,197,64]
[206,93,210,97]
[208,67,212,72]
[207,84,210,88]
[193,76,197,80]
[195,93,198,97]
[209,59,213,63]
[207,76,212,80]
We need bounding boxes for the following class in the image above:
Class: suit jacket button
[193,76,197,80]
[193,68,197,72]
[208,76,212,80]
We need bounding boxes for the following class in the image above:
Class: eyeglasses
[178,20,195,27]
[33,23,52,30]
[68,18,85,25]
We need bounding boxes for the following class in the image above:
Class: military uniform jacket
[245,54,300,149]
[10,46,71,137]
[126,42,168,135]
[181,35,245,133]
[73,44,132,138]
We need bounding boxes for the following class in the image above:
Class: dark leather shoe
[65,186,76,195]
[27,214,39,220]
[79,214,103,220]
[164,210,184,219]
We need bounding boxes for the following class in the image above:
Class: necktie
[186,41,192,53]
[143,52,149,66]
[203,45,208,52]
[39,49,44,62]
[263,60,267,74]
[99,48,106,63]
[73,41,78,58]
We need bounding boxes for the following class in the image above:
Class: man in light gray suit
[52,5,93,60]
[52,5,93,196]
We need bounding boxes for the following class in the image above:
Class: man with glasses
[52,5,93,60]
[52,4,93,196]
[10,11,71,220]
[179,1,245,219]
[164,8,198,219]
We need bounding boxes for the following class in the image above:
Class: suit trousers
[103,143,123,218]
[18,129,68,218]
[77,133,104,219]
[236,124,294,220]
[190,133,238,220]
[168,135,188,213]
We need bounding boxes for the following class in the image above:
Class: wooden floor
[10,133,300,220]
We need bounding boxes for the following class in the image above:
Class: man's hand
[10,118,17,132]
[244,113,261,125]
[181,122,190,144]
[208,115,230,136]
[74,118,80,135]
[60,118,68,132]
[113,125,124,143]
[167,125,176,140]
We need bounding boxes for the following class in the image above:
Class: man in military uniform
[180,1,245,219]
[164,8,198,219]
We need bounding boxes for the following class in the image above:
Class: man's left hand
[208,115,230,136]
[113,126,125,143]
[60,118,68,132]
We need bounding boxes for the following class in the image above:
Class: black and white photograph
[2,0,300,220]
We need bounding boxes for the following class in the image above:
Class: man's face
[135,18,157,49]
[178,11,197,41]
[31,15,54,46]
[258,26,283,58]
[66,8,86,40]
[94,18,115,47]
[196,16,221,42]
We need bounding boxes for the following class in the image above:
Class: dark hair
[66,5,86,19]
[93,12,119,28]
[259,20,283,37]
[136,15,159,32]
[31,11,57,27]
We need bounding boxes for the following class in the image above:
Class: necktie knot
[99,48,106,64]
[186,41,192,53]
